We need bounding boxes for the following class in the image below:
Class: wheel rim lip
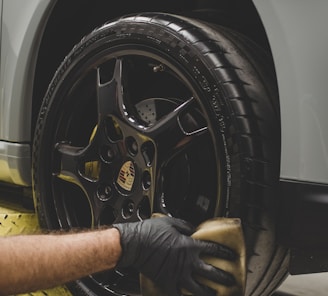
[42,46,224,295]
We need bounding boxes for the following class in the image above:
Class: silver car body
[254,0,328,185]
[0,0,55,185]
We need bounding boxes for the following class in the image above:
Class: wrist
[102,227,122,269]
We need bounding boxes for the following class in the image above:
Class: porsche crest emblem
[117,161,135,191]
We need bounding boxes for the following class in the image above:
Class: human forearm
[0,228,121,296]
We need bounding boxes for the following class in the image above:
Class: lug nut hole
[123,201,135,218]
[100,146,115,163]
[141,141,155,167]
[106,116,123,142]
[126,137,138,156]
[97,184,112,201]
[142,171,151,190]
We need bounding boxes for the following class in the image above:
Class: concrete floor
[275,273,328,296]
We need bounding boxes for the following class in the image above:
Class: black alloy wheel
[33,13,288,296]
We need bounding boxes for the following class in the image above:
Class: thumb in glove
[113,217,237,296]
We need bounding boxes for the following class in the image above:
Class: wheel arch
[1,0,278,186]
[31,0,275,141]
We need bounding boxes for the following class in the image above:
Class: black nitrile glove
[113,216,236,296]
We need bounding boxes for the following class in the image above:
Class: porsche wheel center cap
[117,161,135,191]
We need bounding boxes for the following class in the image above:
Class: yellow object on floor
[0,199,73,296]
[140,215,246,296]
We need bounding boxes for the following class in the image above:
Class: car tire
[33,13,288,296]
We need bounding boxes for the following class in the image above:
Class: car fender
[0,0,55,142]
[0,0,55,185]
[253,0,328,185]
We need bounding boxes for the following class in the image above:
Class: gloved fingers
[161,284,181,296]
[197,240,237,261]
[196,261,236,286]
[181,278,217,296]
[169,217,196,236]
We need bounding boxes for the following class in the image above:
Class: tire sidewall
[33,14,281,296]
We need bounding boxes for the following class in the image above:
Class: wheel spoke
[146,97,208,164]
[54,142,106,227]
[152,169,168,214]
[97,58,128,123]
[89,199,106,227]
[54,143,85,186]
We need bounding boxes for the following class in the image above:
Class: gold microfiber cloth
[140,214,246,296]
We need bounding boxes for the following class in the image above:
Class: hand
[113,216,237,296]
